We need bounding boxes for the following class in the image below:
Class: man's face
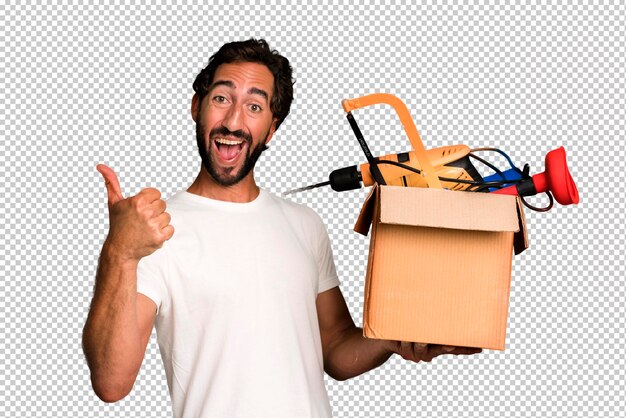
[193,62,277,187]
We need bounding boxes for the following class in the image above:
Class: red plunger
[493,147,579,205]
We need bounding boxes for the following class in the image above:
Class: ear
[265,118,278,145]
[191,94,200,122]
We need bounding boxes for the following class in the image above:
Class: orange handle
[342,93,443,189]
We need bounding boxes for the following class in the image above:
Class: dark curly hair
[192,39,294,130]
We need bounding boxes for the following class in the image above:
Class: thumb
[96,164,124,206]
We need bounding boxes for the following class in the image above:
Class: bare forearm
[82,244,143,400]
[324,326,395,381]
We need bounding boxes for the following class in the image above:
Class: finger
[138,187,162,203]
[400,341,412,352]
[398,341,412,359]
[96,164,124,206]
[155,211,171,229]
[431,344,455,360]
[161,224,175,241]
[154,199,167,214]
[413,342,427,355]
[446,346,482,356]
[147,199,167,217]
[454,347,483,355]
[412,342,429,361]
[421,345,437,362]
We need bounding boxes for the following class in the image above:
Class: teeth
[215,137,243,145]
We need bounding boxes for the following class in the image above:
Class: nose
[222,104,243,133]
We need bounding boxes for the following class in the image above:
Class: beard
[196,122,269,187]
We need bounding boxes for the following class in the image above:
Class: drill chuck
[329,166,363,192]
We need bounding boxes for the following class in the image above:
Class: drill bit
[283,180,331,196]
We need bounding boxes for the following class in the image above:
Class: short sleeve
[315,218,340,294]
[136,245,169,316]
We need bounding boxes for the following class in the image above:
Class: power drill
[286,145,482,195]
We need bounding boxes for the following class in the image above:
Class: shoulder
[265,191,325,230]
[265,192,332,255]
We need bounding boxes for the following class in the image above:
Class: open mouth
[213,137,247,163]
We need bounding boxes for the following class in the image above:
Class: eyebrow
[209,80,269,103]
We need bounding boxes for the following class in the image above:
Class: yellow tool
[285,93,484,195]
[356,145,476,191]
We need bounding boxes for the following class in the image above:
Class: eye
[249,104,262,113]
[212,95,227,104]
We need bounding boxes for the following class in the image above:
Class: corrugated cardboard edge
[361,186,381,338]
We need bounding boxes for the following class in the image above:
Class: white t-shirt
[136,189,340,418]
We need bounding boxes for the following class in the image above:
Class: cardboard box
[354,185,528,350]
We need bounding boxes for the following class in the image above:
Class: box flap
[379,186,520,232]
[513,196,529,255]
[354,185,379,236]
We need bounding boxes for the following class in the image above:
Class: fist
[97,164,174,262]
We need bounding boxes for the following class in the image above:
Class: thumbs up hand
[97,164,175,263]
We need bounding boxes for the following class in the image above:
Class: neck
[187,165,260,203]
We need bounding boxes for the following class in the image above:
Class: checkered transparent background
[1,1,625,417]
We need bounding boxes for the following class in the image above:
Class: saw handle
[342,93,443,189]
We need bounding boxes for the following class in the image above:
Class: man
[82,39,481,418]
